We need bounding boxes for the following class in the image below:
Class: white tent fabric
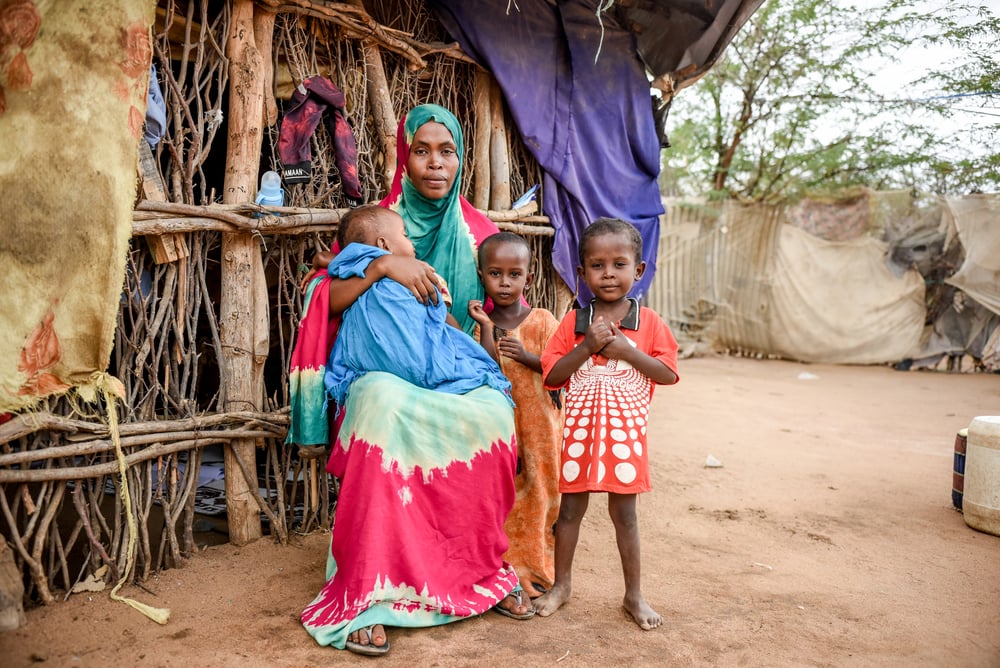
[945,195,1000,317]
[767,225,925,364]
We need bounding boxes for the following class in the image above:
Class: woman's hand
[299,267,322,293]
[375,254,440,305]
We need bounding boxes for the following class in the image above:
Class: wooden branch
[483,201,537,221]
[471,68,492,209]
[254,7,279,127]
[362,41,397,191]
[135,200,255,228]
[138,141,189,263]
[0,425,286,467]
[255,0,426,69]
[496,221,554,237]
[0,431,277,483]
[72,484,120,583]
[488,77,511,210]
[129,202,548,235]
[29,483,64,604]
[228,444,287,545]
[0,414,109,444]
[0,487,51,603]
[223,0,269,546]
[0,410,288,447]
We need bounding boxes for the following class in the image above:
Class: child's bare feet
[623,594,662,630]
[533,583,571,617]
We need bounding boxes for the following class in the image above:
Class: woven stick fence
[1,0,570,607]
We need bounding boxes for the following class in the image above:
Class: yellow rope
[98,373,170,625]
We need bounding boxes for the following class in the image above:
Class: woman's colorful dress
[293,251,519,650]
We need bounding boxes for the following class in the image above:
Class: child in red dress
[535,217,679,630]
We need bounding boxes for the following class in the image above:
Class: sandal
[493,586,536,620]
[345,624,390,656]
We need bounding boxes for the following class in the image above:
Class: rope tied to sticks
[97,372,171,625]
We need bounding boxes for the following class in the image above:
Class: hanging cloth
[277,76,362,199]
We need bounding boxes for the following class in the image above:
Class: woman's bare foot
[494,589,535,619]
[533,583,571,617]
[623,594,662,630]
[346,624,389,655]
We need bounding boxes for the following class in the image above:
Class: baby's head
[338,204,415,258]
[577,217,645,300]
[477,231,533,305]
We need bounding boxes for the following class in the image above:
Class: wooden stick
[72,483,120,583]
[0,409,288,446]
[471,68,492,209]
[488,77,512,210]
[0,426,286,467]
[129,202,546,235]
[342,0,397,194]
[254,7,279,127]
[0,431,277,483]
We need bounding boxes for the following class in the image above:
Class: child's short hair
[337,204,393,249]
[477,231,531,268]
[578,217,643,264]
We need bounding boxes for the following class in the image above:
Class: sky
[848,0,998,156]
[795,0,999,188]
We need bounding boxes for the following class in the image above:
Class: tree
[660,0,1000,200]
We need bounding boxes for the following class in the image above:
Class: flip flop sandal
[493,586,536,620]
[345,625,390,656]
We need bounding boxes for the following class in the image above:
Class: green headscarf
[381,104,499,336]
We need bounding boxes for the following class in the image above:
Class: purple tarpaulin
[429,0,664,305]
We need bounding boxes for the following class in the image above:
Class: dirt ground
[2,355,999,667]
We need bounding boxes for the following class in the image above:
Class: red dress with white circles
[540,300,679,494]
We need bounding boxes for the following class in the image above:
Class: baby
[323,205,508,406]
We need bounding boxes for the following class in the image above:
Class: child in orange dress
[534,218,679,630]
[468,232,563,599]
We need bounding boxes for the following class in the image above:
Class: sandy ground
[2,355,999,667]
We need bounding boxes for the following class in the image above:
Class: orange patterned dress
[478,308,563,597]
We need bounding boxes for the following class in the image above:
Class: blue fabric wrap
[324,244,513,407]
[428,0,664,305]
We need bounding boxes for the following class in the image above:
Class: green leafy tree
[660,0,1000,200]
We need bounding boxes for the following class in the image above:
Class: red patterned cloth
[277,76,361,198]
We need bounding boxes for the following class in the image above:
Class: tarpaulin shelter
[431,0,765,303]
[647,191,1000,370]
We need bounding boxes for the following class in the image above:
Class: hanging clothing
[428,1,665,305]
[277,76,361,198]
[286,269,338,447]
[144,63,166,148]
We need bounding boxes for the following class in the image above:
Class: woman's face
[407,121,459,200]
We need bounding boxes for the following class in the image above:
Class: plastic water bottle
[255,170,284,208]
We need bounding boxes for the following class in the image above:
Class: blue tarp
[429,0,664,305]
